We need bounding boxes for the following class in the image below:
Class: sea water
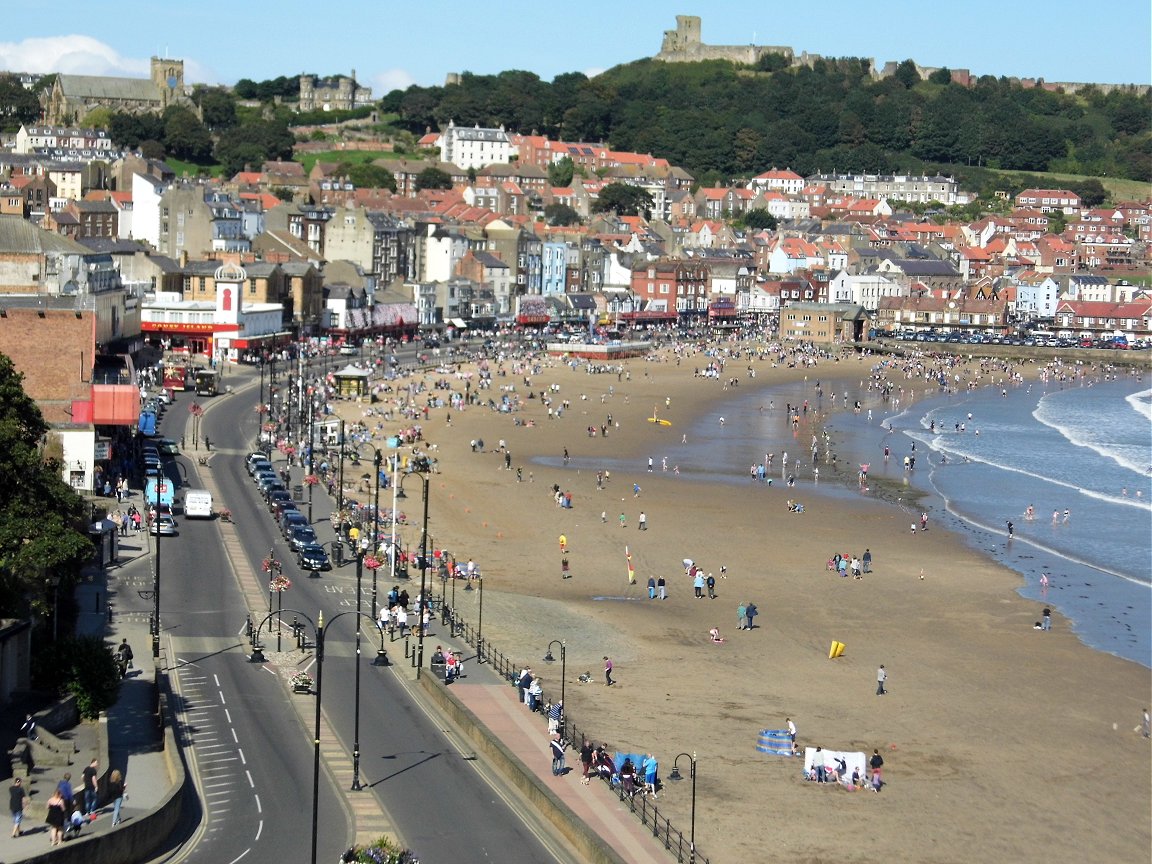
[555,370,1151,667]
[827,375,1151,668]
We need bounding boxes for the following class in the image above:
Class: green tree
[414,167,454,191]
[108,112,165,149]
[213,119,295,175]
[741,208,778,230]
[194,86,238,131]
[0,355,92,619]
[592,182,653,217]
[82,107,113,130]
[0,74,43,130]
[33,636,120,719]
[339,162,397,191]
[928,67,953,86]
[893,60,920,89]
[162,105,214,162]
[543,202,580,226]
[547,156,575,187]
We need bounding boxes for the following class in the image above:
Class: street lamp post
[151,471,161,657]
[668,752,698,864]
[476,574,484,663]
[543,640,566,716]
[249,606,383,864]
[394,460,431,679]
[351,548,364,791]
[337,419,346,514]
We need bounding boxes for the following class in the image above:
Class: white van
[184,490,214,519]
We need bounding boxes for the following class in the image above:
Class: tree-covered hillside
[381,59,1151,184]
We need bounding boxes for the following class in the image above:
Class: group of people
[12,757,125,846]
[576,741,659,798]
[828,550,872,579]
[429,646,462,682]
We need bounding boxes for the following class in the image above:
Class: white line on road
[254,819,263,843]
[245,769,255,788]
[238,748,246,765]
[253,793,262,814]
[226,848,251,864]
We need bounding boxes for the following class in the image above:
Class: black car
[289,525,318,551]
[297,543,331,572]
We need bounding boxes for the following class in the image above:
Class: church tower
[151,57,185,107]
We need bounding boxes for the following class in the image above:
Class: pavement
[0,499,173,862]
[392,636,674,864]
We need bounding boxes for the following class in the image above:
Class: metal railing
[440,591,707,864]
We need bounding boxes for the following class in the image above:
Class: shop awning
[449,318,468,328]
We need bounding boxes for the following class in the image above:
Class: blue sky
[2,0,1149,94]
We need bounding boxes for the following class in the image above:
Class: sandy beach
[334,341,1151,864]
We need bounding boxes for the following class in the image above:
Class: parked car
[248,459,274,478]
[158,438,180,456]
[297,543,331,572]
[289,525,318,551]
[280,511,310,538]
[267,489,293,512]
[150,514,178,536]
[272,500,299,521]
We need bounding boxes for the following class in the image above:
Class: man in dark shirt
[81,758,99,815]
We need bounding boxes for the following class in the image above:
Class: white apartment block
[438,120,514,170]
[808,173,971,206]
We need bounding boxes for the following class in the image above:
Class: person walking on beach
[638,511,647,531]
[737,603,747,630]
[647,576,656,599]
[876,665,887,695]
[1006,520,1014,539]
[657,575,666,599]
[619,512,626,529]
[706,573,716,599]
[745,602,758,630]
[1041,607,1051,631]
[693,571,705,598]
[862,549,872,573]
[558,534,567,553]
[1143,709,1150,739]
[786,717,797,755]
[603,656,615,686]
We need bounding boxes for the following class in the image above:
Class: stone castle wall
[654,15,1149,95]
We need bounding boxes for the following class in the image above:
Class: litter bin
[331,541,344,567]
[293,484,304,501]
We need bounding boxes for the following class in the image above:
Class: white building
[438,120,514,170]
[1014,276,1060,320]
[828,271,905,309]
[131,172,166,248]
[14,124,115,155]
[807,173,971,206]
[747,168,804,195]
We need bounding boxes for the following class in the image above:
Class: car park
[297,543,331,572]
[289,525,318,551]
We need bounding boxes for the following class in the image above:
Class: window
[249,278,257,295]
[198,277,206,293]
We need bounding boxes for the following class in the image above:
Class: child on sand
[709,628,725,643]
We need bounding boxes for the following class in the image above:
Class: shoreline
[327,342,1151,863]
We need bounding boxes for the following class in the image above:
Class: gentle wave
[1126,388,1152,422]
[1034,388,1152,477]
[913,430,1152,513]
[925,471,1152,589]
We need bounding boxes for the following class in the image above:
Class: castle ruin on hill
[653,15,1147,96]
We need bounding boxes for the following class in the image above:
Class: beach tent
[803,746,866,781]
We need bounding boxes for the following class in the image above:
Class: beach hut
[332,365,371,398]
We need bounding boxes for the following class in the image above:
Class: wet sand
[334,344,1151,864]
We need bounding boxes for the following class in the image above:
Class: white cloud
[0,35,148,76]
[371,68,416,95]
[0,35,217,84]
